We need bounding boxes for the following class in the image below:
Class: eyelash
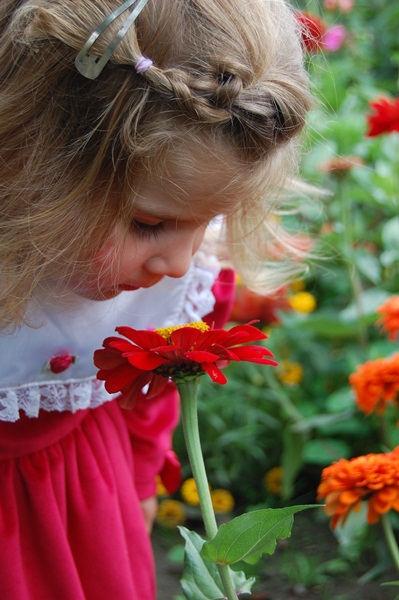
[131,219,165,240]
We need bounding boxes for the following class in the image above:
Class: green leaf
[201,505,316,566]
[281,427,307,500]
[302,438,351,465]
[352,250,381,284]
[290,410,355,434]
[285,314,357,338]
[178,527,255,600]
[325,387,354,413]
[382,217,399,251]
[339,288,390,321]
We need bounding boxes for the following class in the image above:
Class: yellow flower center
[155,321,210,342]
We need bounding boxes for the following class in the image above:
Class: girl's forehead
[134,143,255,218]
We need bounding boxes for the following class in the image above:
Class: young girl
[0,0,312,598]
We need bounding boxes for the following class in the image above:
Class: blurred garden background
[153,1,399,598]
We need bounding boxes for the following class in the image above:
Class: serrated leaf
[200,506,315,565]
[178,527,255,600]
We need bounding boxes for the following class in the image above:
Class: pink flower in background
[323,0,355,13]
[323,24,346,51]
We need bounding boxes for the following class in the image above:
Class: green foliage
[201,505,316,565]
[178,527,255,600]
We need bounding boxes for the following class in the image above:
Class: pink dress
[0,259,234,600]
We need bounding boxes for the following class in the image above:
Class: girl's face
[72,163,241,301]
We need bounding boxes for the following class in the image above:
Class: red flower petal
[98,363,143,394]
[126,352,169,370]
[146,374,169,399]
[170,327,203,349]
[185,350,220,363]
[116,326,165,349]
[202,363,227,384]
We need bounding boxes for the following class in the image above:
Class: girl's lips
[116,277,164,292]
[117,284,139,292]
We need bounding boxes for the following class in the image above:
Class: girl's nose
[144,235,197,279]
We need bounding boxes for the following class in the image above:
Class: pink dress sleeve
[122,268,236,500]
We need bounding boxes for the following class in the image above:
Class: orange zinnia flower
[317,448,399,528]
[349,354,399,414]
[376,297,399,341]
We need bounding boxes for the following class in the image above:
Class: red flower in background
[94,321,277,408]
[366,97,399,137]
[296,11,326,52]
[295,11,346,53]
[230,287,290,325]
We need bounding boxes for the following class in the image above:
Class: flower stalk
[381,513,399,576]
[176,376,239,600]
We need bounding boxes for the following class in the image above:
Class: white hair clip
[75,0,149,80]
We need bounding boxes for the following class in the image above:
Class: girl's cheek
[93,243,119,270]
[92,225,124,268]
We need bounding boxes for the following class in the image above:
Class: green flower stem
[176,377,239,600]
[336,179,367,347]
[381,513,399,575]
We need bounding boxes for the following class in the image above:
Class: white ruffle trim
[166,260,219,326]
[0,377,114,423]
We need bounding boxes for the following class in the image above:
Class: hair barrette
[75,0,149,80]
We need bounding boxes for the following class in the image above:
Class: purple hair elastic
[135,56,153,74]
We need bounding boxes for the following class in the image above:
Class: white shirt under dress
[0,257,219,423]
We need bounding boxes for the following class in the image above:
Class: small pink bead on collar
[44,354,78,374]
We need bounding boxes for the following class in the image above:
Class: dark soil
[152,512,399,600]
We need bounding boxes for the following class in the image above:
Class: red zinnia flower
[376,297,399,341]
[296,11,326,52]
[230,286,290,325]
[349,354,399,415]
[317,448,399,527]
[366,97,399,137]
[295,12,346,53]
[94,321,277,408]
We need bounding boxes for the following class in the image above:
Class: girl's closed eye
[131,219,165,240]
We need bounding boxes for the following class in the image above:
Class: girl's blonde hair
[0,0,312,329]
